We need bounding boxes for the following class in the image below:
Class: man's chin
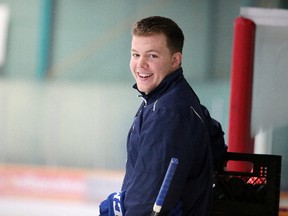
[138,87,149,95]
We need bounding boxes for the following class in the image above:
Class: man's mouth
[138,73,153,79]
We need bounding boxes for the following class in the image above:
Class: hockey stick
[151,157,179,216]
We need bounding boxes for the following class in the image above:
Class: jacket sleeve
[123,107,210,216]
[200,105,227,162]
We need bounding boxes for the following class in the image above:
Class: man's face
[130,33,181,94]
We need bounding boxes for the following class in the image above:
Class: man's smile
[138,72,153,79]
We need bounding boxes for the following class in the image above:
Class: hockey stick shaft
[151,157,179,216]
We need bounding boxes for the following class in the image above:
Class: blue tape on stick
[155,158,178,207]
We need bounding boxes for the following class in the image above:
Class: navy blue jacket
[121,68,226,215]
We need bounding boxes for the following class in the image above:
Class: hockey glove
[99,191,126,216]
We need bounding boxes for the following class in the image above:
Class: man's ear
[172,52,182,69]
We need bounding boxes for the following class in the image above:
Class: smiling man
[130,32,182,94]
[99,16,227,216]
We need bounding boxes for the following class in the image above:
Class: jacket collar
[133,67,184,103]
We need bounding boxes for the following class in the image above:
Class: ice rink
[0,164,124,216]
[0,164,287,216]
[0,197,99,216]
[1,195,288,216]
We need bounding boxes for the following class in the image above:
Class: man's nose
[138,57,148,68]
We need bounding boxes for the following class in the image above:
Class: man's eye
[132,53,139,57]
[149,54,158,58]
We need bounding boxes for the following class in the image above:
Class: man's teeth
[139,73,152,78]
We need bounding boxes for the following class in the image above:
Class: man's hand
[99,191,126,216]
